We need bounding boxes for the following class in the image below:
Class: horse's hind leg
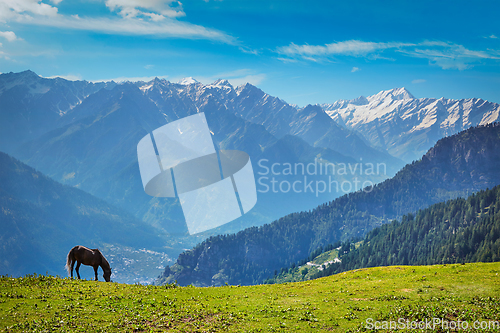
[70,260,75,279]
[93,266,99,281]
[75,262,82,279]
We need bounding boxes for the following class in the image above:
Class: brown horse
[66,245,112,282]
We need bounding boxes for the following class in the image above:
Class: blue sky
[0,0,499,105]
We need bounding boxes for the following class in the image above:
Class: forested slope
[157,123,500,286]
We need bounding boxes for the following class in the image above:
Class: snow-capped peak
[214,79,232,86]
[207,79,233,90]
[368,87,415,102]
[235,82,262,95]
[139,77,165,91]
[177,77,199,85]
[350,95,369,106]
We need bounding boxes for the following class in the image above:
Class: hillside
[320,186,500,276]
[1,263,499,332]
[157,123,500,287]
[268,185,500,284]
[0,152,170,284]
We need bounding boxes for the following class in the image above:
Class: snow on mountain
[350,95,369,106]
[177,77,199,85]
[321,88,500,162]
[231,83,403,171]
[367,87,414,102]
[139,81,155,92]
[206,79,233,91]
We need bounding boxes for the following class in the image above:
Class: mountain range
[0,71,114,153]
[1,71,400,239]
[1,70,500,284]
[322,87,500,162]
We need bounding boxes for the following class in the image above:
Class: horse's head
[103,269,112,282]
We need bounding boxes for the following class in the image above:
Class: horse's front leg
[93,266,99,281]
[75,262,81,279]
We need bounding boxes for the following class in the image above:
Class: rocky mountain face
[322,87,500,163]
[234,84,402,168]
[0,70,114,153]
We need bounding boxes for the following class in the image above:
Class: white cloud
[238,46,259,55]
[46,73,83,81]
[144,64,155,69]
[412,79,426,84]
[276,57,298,63]
[105,0,185,19]
[277,39,500,70]
[401,41,500,70]
[0,0,235,43]
[0,49,13,61]
[485,34,498,39]
[277,40,412,59]
[0,0,58,21]
[17,14,233,42]
[0,30,19,41]
[351,67,360,72]
[144,12,166,21]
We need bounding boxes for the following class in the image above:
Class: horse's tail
[65,247,75,276]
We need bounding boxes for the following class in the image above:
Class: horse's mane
[95,249,111,272]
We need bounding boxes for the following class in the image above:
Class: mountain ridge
[0,151,170,283]
[322,87,500,162]
[267,184,500,284]
[0,70,115,153]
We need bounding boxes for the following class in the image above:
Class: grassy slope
[1,263,500,332]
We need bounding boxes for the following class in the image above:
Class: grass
[1,262,499,332]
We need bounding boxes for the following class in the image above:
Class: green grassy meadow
[1,263,499,332]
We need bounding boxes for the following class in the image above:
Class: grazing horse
[66,245,112,282]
